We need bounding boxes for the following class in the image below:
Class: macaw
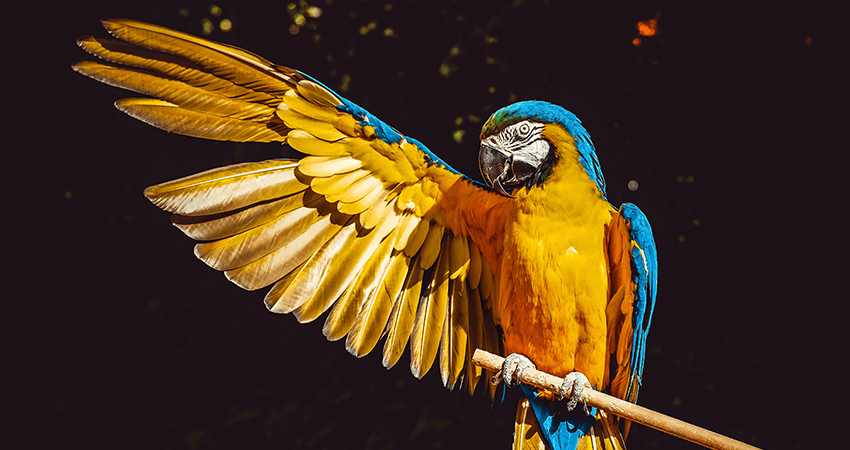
[73,19,657,450]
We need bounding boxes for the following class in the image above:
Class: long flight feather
[322,205,399,341]
[260,260,307,314]
[261,213,356,311]
[194,206,321,271]
[144,160,304,216]
[346,248,410,357]
[101,19,292,94]
[225,212,348,291]
[292,213,397,323]
[481,305,502,401]
[76,36,281,106]
[410,234,451,379]
[465,287,485,394]
[382,253,423,369]
[116,98,290,142]
[72,61,276,121]
[439,275,468,390]
[171,189,318,241]
[322,230,396,342]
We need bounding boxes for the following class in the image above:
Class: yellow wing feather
[75,19,508,391]
[227,211,348,291]
[410,236,451,379]
[323,219,399,342]
[382,252,425,369]
[143,160,305,216]
[346,247,411,357]
[114,98,289,142]
[278,106,348,141]
[449,232,470,281]
[292,215,398,324]
[171,189,314,241]
[74,60,275,121]
[403,219,431,257]
[100,19,290,91]
[465,287,485,393]
[419,223,445,270]
[310,169,370,196]
[440,273,469,389]
[193,205,321,271]
[297,156,362,178]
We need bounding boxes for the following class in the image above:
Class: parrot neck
[515,151,612,223]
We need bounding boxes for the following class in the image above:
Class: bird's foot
[491,353,536,387]
[558,371,592,413]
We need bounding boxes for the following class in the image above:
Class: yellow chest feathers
[502,178,613,321]
[495,147,615,378]
[505,143,614,304]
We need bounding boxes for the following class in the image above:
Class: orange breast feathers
[493,144,616,390]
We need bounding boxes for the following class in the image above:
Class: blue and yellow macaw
[74,20,657,450]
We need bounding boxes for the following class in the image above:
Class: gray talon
[558,371,591,412]
[491,353,536,387]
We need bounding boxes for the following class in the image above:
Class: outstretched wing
[604,203,658,432]
[73,19,509,392]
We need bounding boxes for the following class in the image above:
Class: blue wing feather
[619,203,658,402]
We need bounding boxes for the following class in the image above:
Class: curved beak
[479,142,515,197]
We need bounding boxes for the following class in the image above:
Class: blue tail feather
[519,384,595,450]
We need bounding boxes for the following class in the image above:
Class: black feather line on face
[526,141,557,188]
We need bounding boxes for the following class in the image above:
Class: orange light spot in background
[637,19,658,37]
[632,37,642,47]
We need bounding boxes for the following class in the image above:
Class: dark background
[22,0,837,449]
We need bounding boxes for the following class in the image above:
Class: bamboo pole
[472,349,760,450]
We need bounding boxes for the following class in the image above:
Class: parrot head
[478,100,607,199]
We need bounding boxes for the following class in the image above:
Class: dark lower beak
[479,143,515,198]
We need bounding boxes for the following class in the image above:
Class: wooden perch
[472,349,761,450]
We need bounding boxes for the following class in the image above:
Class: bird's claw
[558,371,591,413]
[491,353,536,387]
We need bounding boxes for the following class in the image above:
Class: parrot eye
[518,122,531,137]
[504,120,537,143]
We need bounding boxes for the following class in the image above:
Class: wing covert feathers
[80,19,505,391]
